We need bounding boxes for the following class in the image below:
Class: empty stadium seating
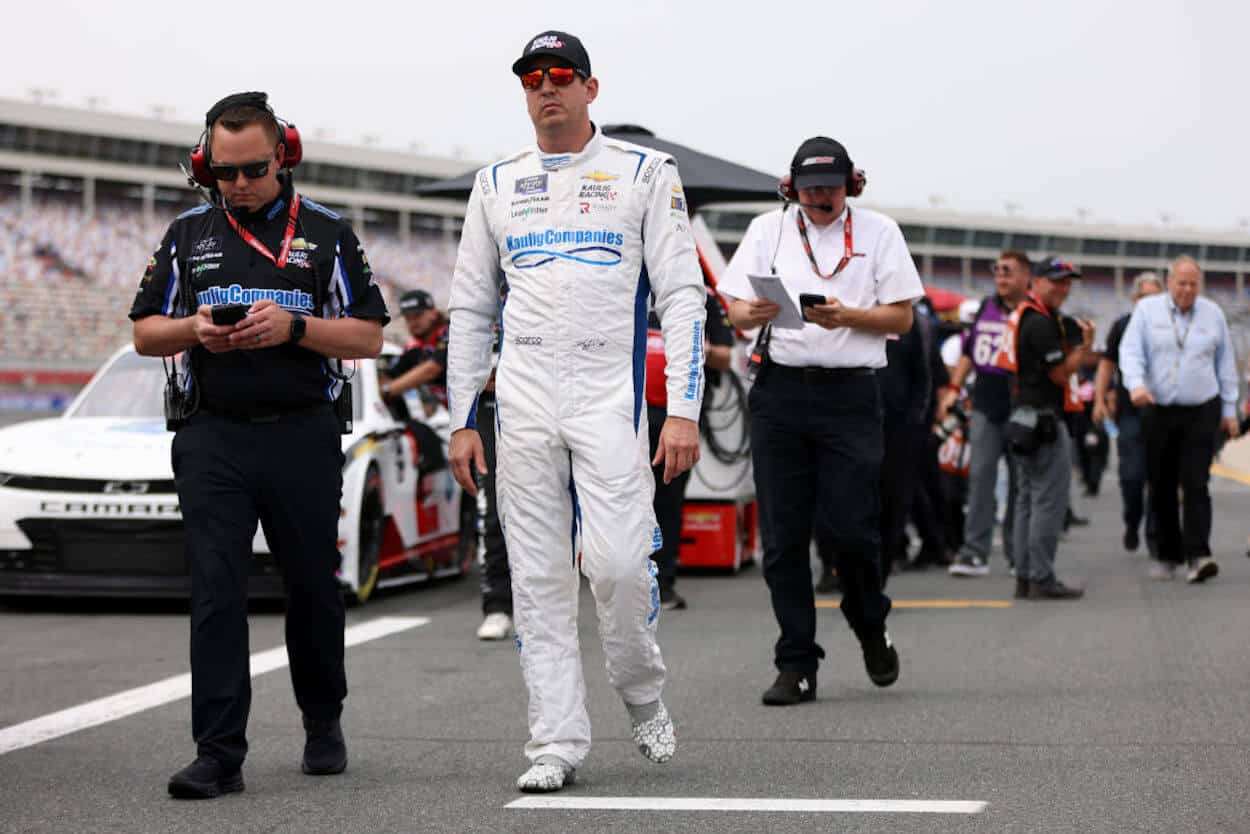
[0,195,458,364]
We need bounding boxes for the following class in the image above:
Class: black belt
[199,402,333,424]
[768,363,876,383]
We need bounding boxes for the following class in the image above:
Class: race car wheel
[353,467,384,605]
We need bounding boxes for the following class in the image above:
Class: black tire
[352,468,384,605]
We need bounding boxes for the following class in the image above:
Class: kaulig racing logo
[196,284,315,313]
[505,228,624,269]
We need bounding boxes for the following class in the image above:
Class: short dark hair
[214,104,280,146]
[998,249,1031,271]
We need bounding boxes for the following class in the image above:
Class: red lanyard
[224,192,302,268]
[796,206,853,280]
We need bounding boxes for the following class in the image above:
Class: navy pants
[476,393,513,615]
[749,368,891,675]
[172,410,346,769]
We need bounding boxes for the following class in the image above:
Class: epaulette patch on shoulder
[176,204,212,220]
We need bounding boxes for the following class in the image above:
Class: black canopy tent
[416,124,781,212]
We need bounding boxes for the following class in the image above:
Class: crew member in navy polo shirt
[130,92,387,799]
[717,136,924,706]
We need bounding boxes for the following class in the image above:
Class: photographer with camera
[998,257,1090,600]
[939,250,1031,579]
[130,92,388,799]
[718,136,923,706]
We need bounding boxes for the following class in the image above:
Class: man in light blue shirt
[1119,255,1240,583]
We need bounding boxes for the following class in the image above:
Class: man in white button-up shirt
[717,136,924,707]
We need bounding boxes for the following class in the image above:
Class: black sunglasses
[209,158,272,182]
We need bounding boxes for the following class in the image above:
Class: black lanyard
[795,207,854,280]
[1168,303,1193,352]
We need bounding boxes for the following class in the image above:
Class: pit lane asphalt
[2,480,1249,834]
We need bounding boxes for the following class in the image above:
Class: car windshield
[68,352,168,419]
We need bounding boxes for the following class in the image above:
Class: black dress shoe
[167,756,244,799]
[762,670,817,706]
[1027,579,1085,600]
[1014,578,1030,599]
[302,717,347,775]
[1123,527,1140,552]
[860,631,899,688]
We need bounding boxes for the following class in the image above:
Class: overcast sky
[4,0,1247,230]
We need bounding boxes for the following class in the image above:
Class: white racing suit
[447,127,706,767]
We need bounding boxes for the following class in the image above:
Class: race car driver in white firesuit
[446,30,707,793]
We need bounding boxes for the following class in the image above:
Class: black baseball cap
[1033,256,1082,280]
[399,289,435,314]
[511,31,591,77]
[790,136,853,190]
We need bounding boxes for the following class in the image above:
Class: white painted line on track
[508,797,986,814]
[0,615,428,756]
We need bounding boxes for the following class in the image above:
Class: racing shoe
[167,756,244,799]
[477,612,514,641]
[762,670,816,706]
[861,630,900,688]
[302,716,347,775]
[629,700,676,763]
[517,756,576,793]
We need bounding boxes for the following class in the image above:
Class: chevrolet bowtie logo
[581,171,618,182]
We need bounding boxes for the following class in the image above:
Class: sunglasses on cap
[519,65,583,91]
[209,158,273,182]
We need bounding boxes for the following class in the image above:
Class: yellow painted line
[1211,463,1250,487]
[815,599,1013,610]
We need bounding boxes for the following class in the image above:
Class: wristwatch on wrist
[289,315,306,344]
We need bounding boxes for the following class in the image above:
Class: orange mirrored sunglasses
[519,65,580,91]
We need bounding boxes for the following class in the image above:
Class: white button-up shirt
[717,205,924,368]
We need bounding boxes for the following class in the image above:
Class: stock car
[0,344,467,602]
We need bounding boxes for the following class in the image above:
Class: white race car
[0,344,468,602]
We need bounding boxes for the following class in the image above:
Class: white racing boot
[516,756,576,793]
[476,612,513,641]
[628,700,676,764]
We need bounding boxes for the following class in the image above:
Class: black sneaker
[814,567,840,594]
[302,717,347,775]
[659,585,688,611]
[860,631,899,688]
[1123,527,1140,552]
[167,756,244,799]
[1014,578,1030,599]
[1027,579,1085,600]
[761,670,816,706]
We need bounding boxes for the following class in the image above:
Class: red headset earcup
[281,123,302,168]
[189,144,215,187]
[848,168,867,198]
[779,173,798,201]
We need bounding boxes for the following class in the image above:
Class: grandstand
[2,96,1249,371]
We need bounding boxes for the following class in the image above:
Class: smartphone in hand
[211,303,249,326]
[799,293,826,323]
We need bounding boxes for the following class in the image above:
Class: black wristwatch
[289,315,307,344]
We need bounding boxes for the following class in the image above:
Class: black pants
[879,416,916,575]
[749,368,890,674]
[647,404,691,591]
[909,429,951,559]
[1117,410,1157,551]
[476,393,512,615]
[1144,398,1221,564]
[172,410,346,770]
